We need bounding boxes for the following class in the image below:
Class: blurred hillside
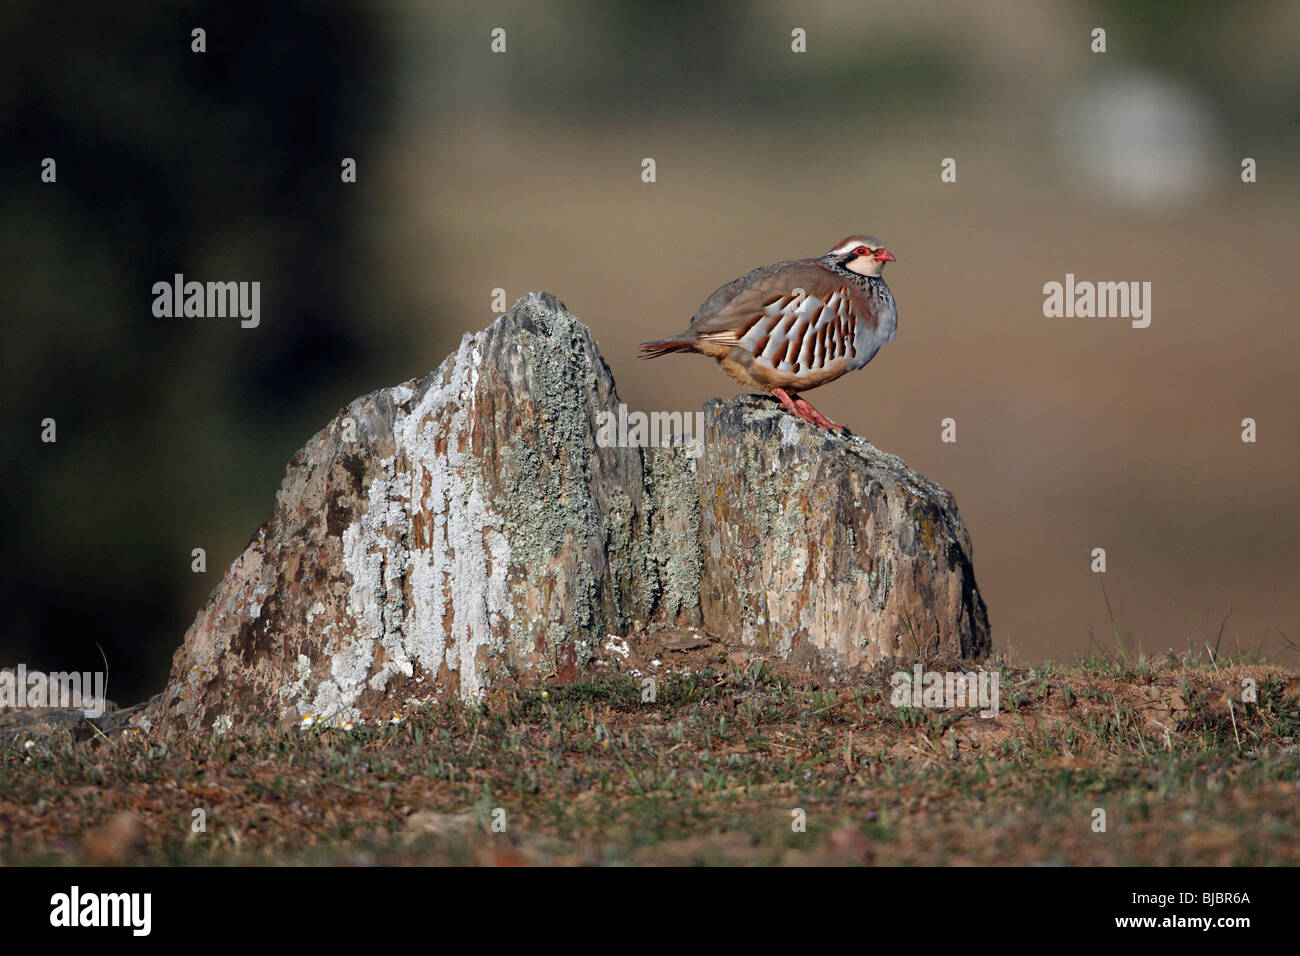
[2,0,1298,701]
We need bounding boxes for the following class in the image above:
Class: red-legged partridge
[640,235,897,431]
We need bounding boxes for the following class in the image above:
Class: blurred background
[2,0,1297,703]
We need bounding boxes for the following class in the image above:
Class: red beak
[873,250,895,262]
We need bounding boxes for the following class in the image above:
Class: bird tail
[638,336,695,359]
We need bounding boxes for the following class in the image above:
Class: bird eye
[853,246,868,256]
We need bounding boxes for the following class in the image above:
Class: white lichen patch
[246,582,268,620]
[315,329,514,716]
[277,654,315,716]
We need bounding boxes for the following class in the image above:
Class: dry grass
[3,639,1297,866]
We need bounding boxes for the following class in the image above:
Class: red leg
[771,387,803,419]
[771,388,843,432]
[793,396,842,431]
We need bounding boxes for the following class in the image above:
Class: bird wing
[686,260,868,348]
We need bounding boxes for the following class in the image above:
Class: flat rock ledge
[143,292,990,734]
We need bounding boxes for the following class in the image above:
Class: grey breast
[849,278,897,370]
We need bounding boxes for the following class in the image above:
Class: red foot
[772,388,843,431]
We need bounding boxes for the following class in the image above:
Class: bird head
[827,235,895,277]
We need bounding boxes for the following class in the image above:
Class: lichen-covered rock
[697,396,991,666]
[146,293,660,733]
[143,292,989,735]
[640,444,705,629]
